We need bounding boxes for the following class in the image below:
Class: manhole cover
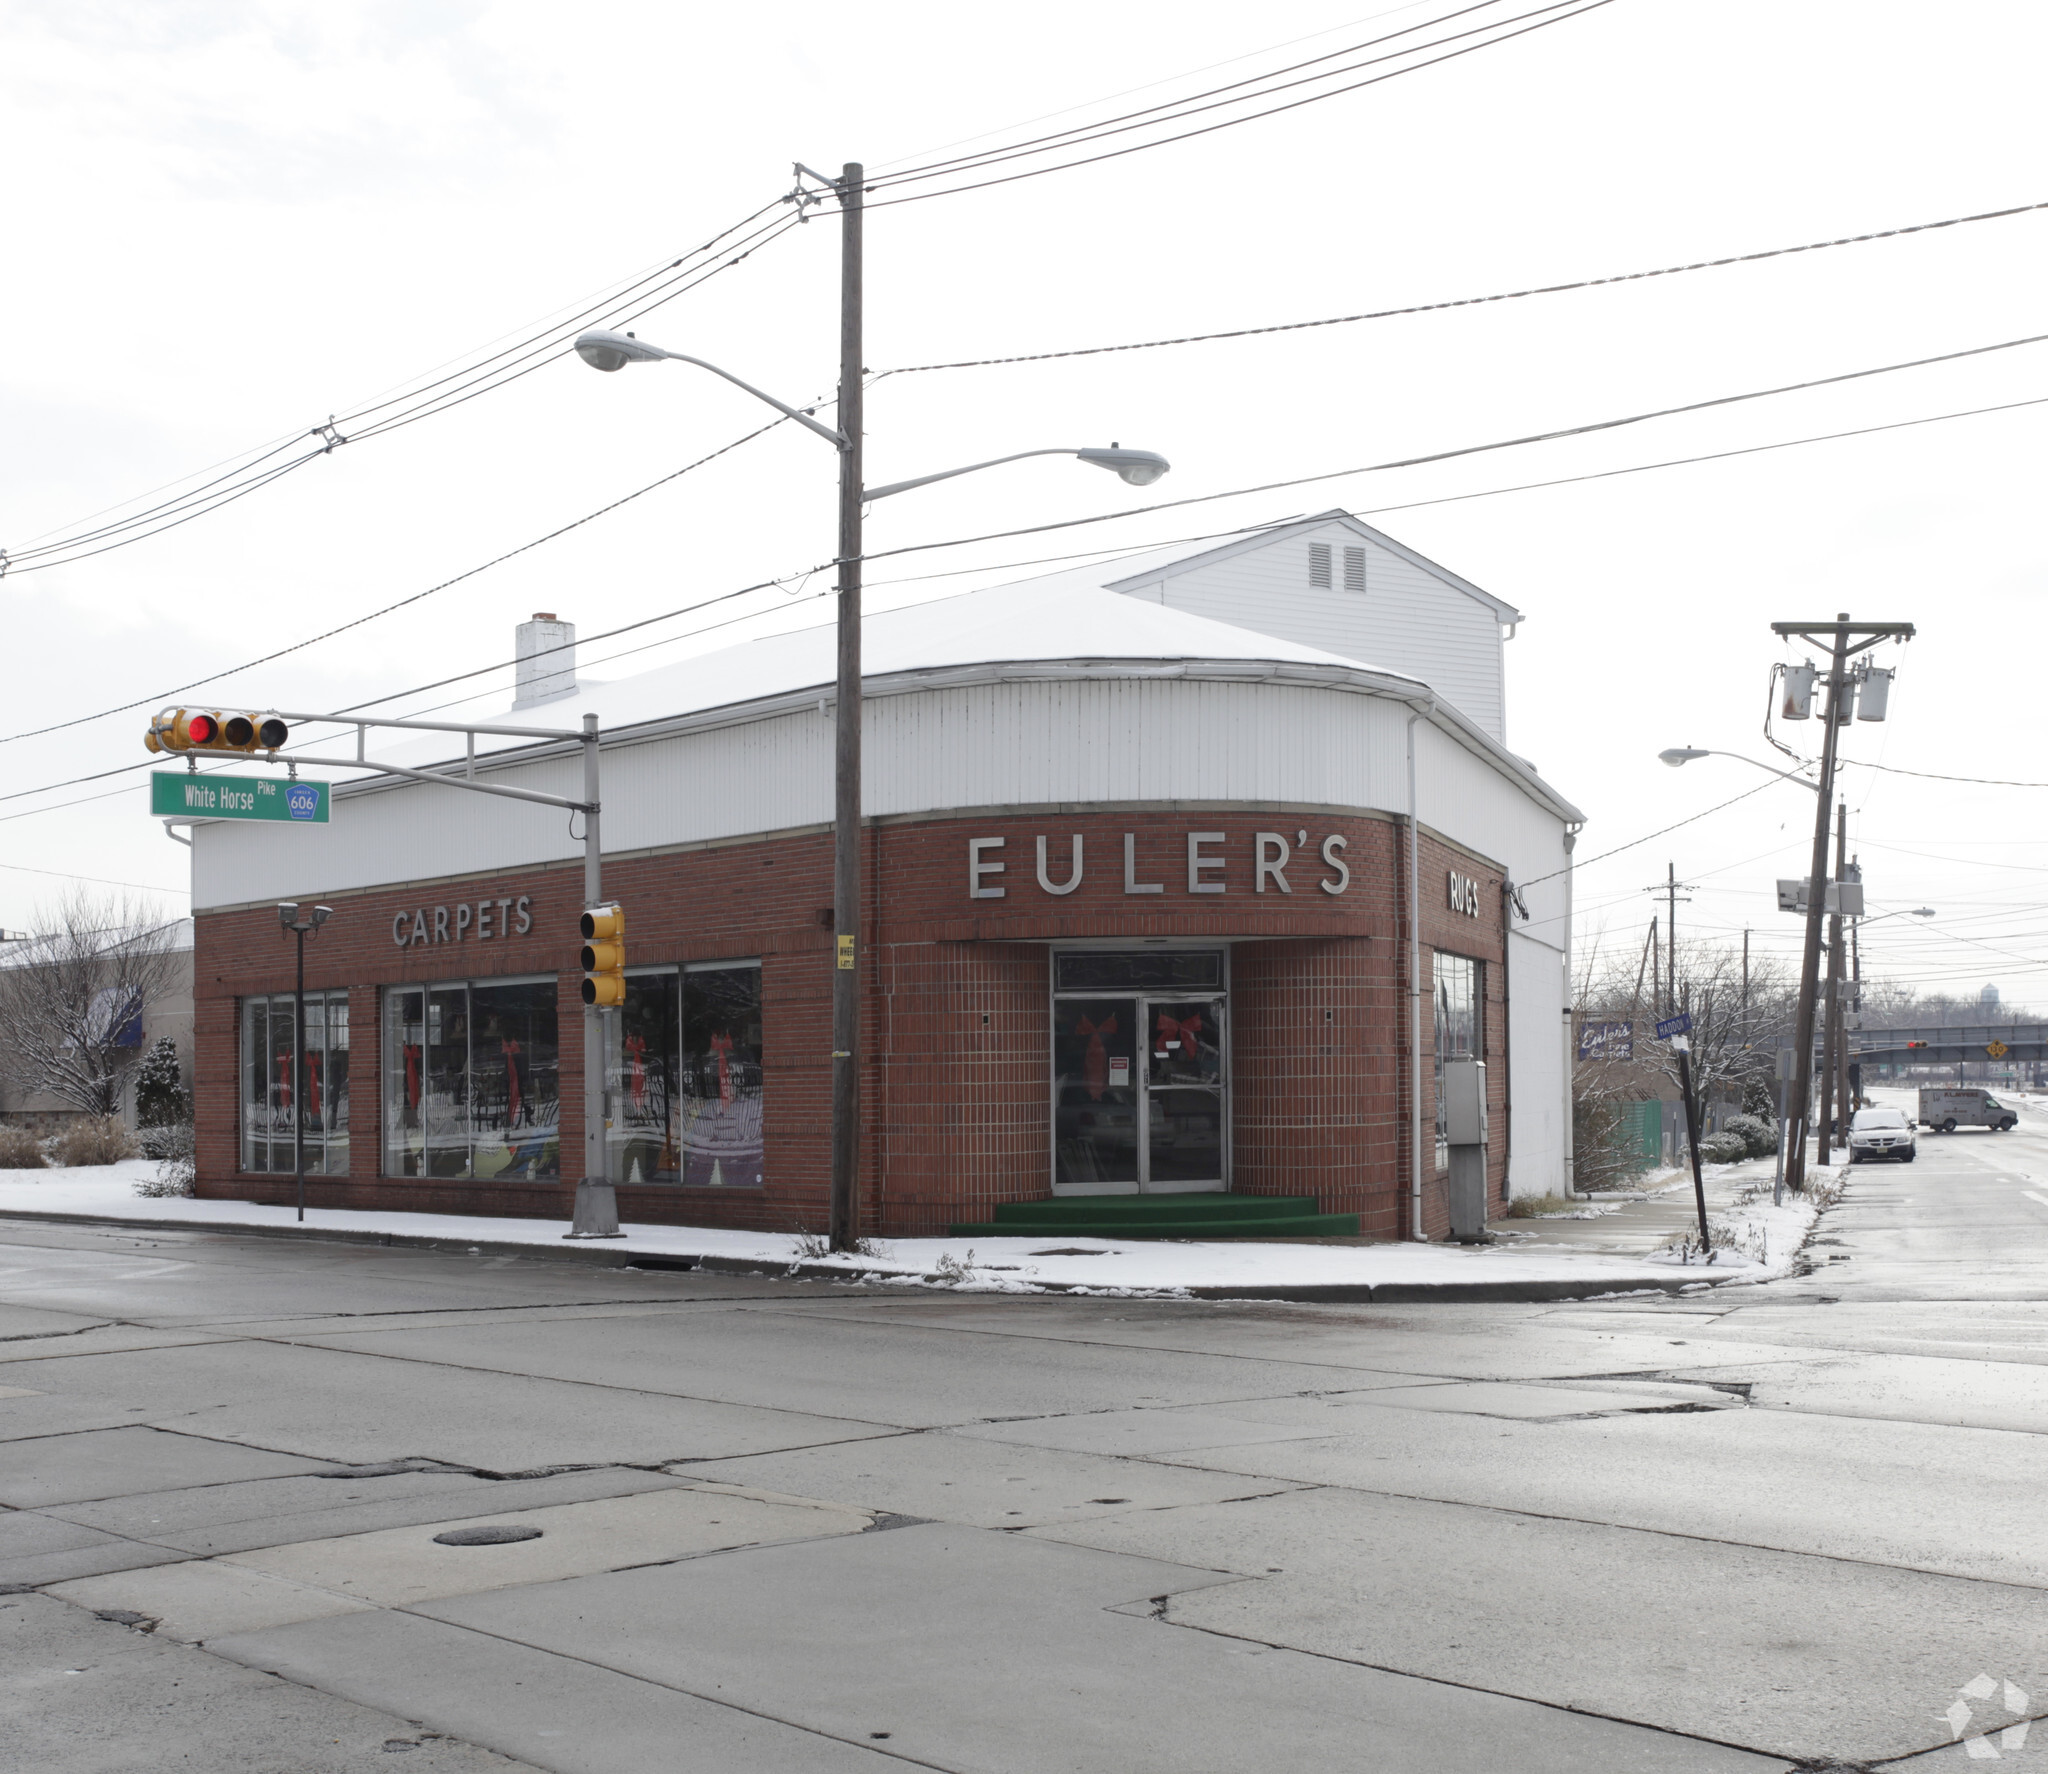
[432,1525,543,1546]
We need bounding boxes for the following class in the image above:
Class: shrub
[138,1121,192,1160]
[51,1115,138,1167]
[1697,1132,1748,1166]
[0,1124,46,1169]
[1722,1113,1778,1160]
[133,1036,190,1126]
[135,1122,196,1198]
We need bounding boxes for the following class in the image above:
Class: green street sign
[151,772,328,824]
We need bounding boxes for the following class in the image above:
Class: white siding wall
[1122,522,1509,741]
[194,680,1559,909]
[1507,928,1568,1198]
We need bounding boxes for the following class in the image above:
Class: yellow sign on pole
[836,934,856,971]
[1986,1039,2009,1059]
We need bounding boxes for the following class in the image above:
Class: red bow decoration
[502,1039,523,1125]
[1154,1012,1202,1062]
[625,1033,649,1111]
[1075,1014,1119,1100]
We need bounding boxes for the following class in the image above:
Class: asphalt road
[3,1149,2045,1773]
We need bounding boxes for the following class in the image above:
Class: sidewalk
[0,1158,1824,1304]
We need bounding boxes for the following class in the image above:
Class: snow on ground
[0,1160,1826,1297]
[1640,1159,1826,1277]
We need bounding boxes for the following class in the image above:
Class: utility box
[1443,1058,1488,1242]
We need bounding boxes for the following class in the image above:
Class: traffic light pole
[1770,616,1912,1191]
[569,713,622,1237]
[173,709,608,1234]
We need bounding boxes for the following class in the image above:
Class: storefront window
[241,992,349,1174]
[382,977,558,1179]
[1433,952,1482,1171]
[608,963,763,1187]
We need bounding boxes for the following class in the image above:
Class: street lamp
[572,183,1170,1253]
[277,902,332,1224]
[1659,747,1819,792]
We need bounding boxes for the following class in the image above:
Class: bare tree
[0,889,186,1116]
[1571,933,1795,1178]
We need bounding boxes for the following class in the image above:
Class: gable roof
[1099,509,1524,624]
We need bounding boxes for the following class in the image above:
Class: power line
[1846,760,2048,790]
[2,200,800,578]
[848,328,2048,574]
[9,320,2048,769]
[861,0,1613,209]
[884,197,2048,376]
[0,413,803,749]
[1343,388,2048,520]
[867,0,1518,187]
[0,857,183,893]
[1522,778,1785,890]
[870,1,1449,173]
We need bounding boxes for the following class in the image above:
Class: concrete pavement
[3,1126,2045,1771]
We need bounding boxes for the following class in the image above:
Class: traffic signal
[580,904,626,1007]
[1905,1040,1928,1050]
[145,707,289,755]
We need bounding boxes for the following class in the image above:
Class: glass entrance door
[1053,969,1228,1194]
[1143,998,1225,1189]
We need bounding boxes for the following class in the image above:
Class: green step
[947,1211,1361,1241]
[981,1193,1323,1223]
[947,1192,1357,1241]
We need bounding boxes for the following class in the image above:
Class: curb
[0,1207,1746,1303]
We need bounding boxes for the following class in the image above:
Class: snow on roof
[385,571,1410,769]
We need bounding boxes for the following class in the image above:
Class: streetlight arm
[864,449,1086,502]
[573,331,847,447]
[1659,747,1819,792]
[865,445,1171,502]
[655,351,850,448]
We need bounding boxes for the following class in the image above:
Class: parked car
[1917,1087,2018,1133]
[1848,1106,1917,1163]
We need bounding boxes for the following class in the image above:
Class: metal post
[569,711,621,1237]
[1819,799,1848,1163]
[1558,829,1577,1198]
[1832,801,1852,1129]
[1783,619,1853,1191]
[293,924,306,1224]
[1676,1042,1712,1253]
[829,162,865,1252]
[1406,706,1426,1239]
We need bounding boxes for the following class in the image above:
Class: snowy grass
[0,1162,1799,1298]
[1641,1156,1833,1280]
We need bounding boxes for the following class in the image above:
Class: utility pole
[1666,862,1681,1015]
[1819,799,1847,1162]
[1773,614,1913,1190]
[829,163,866,1253]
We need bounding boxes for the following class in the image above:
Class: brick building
[184,513,1582,1239]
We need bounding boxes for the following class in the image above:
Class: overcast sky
[4,0,2044,1009]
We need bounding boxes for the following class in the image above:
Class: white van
[1917,1087,2018,1133]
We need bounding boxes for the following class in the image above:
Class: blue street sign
[1655,1012,1693,1040]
